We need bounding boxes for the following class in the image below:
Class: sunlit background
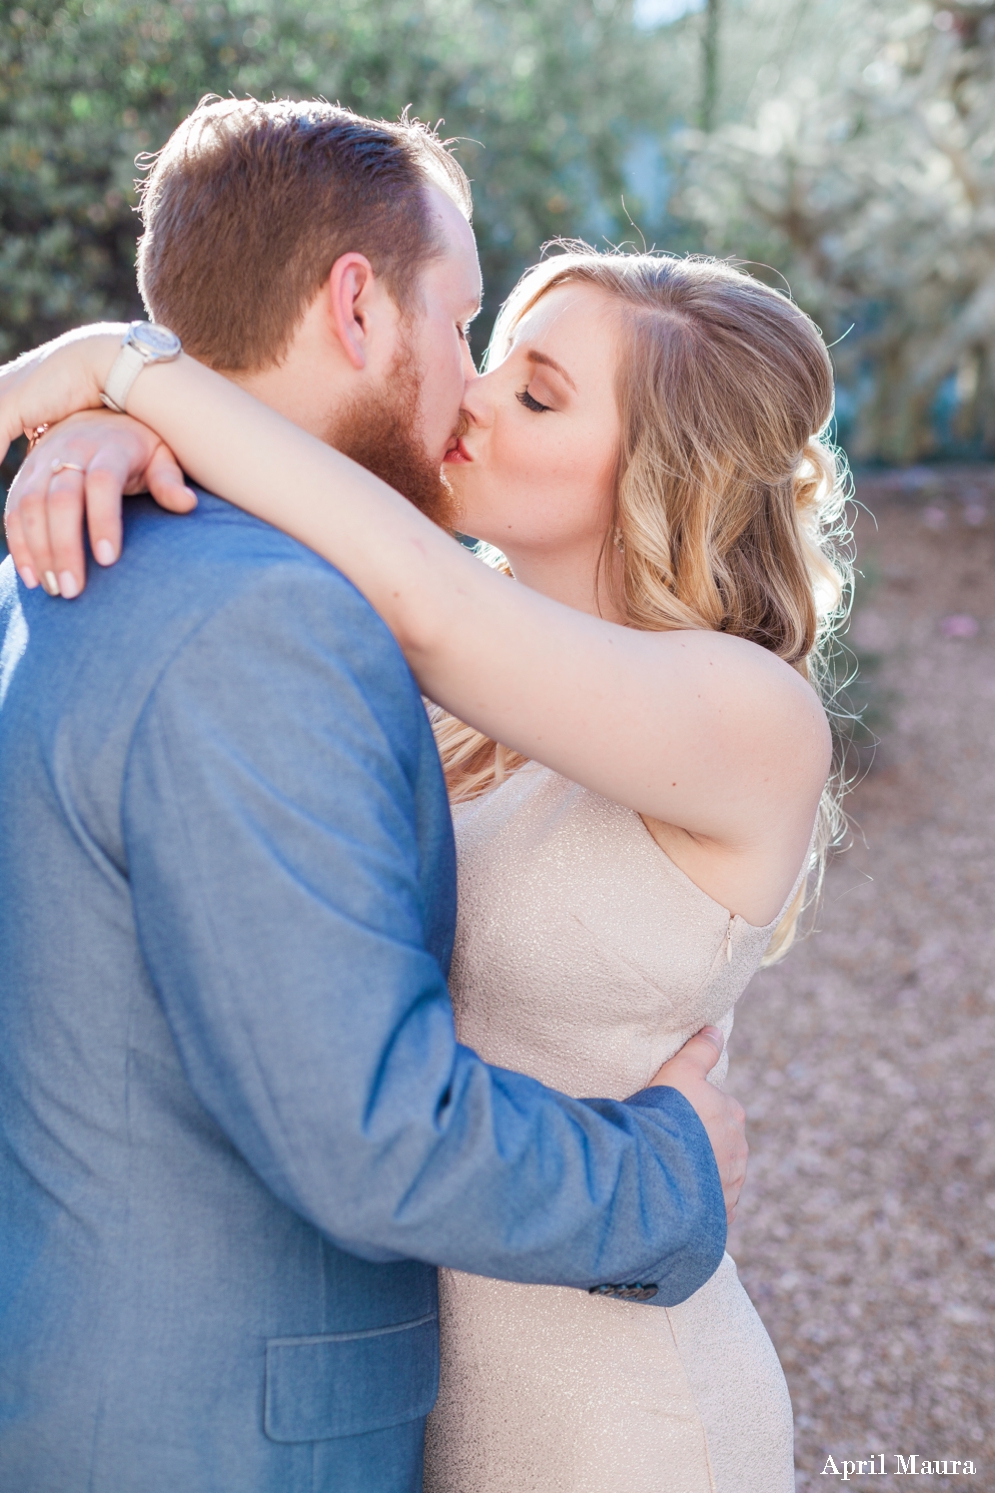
[4,0,995,465]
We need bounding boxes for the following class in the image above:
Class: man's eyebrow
[527,349,577,392]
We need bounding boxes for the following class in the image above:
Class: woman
[2,249,848,1492]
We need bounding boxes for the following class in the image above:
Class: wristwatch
[100,322,183,413]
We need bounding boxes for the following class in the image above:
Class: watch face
[130,322,182,358]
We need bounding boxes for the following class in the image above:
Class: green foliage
[1,0,692,545]
[0,0,674,362]
[8,0,995,502]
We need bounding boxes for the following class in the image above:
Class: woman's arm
[1,331,830,882]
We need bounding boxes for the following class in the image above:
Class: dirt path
[727,469,995,1491]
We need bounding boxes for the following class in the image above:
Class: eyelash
[517,388,552,414]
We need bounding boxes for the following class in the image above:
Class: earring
[613,528,625,552]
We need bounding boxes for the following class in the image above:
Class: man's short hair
[136,98,473,372]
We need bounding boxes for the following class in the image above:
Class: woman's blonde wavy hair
[433,247,852,964]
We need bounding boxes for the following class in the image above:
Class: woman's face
[444,283,622,564]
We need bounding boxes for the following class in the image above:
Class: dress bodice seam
[455,759,806,936]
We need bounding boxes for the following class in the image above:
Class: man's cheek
[426,377,463,460]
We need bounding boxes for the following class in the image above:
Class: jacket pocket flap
[264,1312,438,1443]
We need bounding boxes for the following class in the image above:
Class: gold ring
[51,460,86,475]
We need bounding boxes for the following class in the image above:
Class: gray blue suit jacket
[0,491,725,1492]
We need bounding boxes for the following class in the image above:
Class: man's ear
[326,253,378,371]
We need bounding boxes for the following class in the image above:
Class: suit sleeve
[122,561,725,1306]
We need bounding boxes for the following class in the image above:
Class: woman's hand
[5,411,196,596]
[0,325,128,464]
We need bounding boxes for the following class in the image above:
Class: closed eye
[517,388,552,414]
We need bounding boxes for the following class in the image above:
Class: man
[0,100,744,1492]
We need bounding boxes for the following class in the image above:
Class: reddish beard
[328,343,459,531]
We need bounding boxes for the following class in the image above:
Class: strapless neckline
[457,758,808,933]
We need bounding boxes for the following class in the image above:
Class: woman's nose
[460,368,496,427]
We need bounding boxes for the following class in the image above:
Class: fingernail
[20,566,38,589]
[43,571,61,597]
[58,571,79,600]
[95,539,117,566]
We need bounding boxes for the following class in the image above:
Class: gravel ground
[726,468,995,1490]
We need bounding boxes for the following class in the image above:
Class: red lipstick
[443,437,473,464]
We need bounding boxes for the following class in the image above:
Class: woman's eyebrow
[527,349,577,392]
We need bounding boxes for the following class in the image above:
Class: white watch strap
[100,342,148,414]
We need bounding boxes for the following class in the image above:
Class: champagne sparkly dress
[423,762,797,1493]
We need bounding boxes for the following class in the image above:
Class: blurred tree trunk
[700,0,721,131]
[680,0,995,462]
